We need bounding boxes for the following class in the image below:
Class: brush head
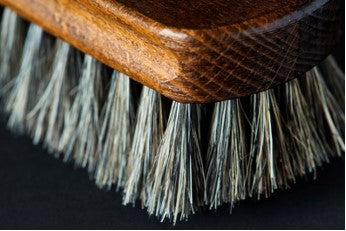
[0,9,344,223]
[0,0,341,103]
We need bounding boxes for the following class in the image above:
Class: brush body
[0,0,341,102]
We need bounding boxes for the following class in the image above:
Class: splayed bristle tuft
[205,99,246,209]
[5,24,43,133]
[146,102,205,224]
[95,71,135,189]
[123,86,165,206]
[26,40,70,150]
[0,8,25,91]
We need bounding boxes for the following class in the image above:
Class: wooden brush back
[0,0,340,102]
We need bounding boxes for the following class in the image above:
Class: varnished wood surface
[0,0,340,103]
[116,0,307,29]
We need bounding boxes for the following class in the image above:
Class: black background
[0,2,345,230]
[0,121,344,229]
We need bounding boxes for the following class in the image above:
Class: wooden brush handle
[0,0,340,103]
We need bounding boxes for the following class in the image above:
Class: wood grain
[0,0,340,103]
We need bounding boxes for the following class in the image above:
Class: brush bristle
[205,99,246,209]
[0,8,25,91]
[123,86,164,206]
[146,102,205,224]
[95,71,135,189]
[0,8,344,224]
[5,24,43,133]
